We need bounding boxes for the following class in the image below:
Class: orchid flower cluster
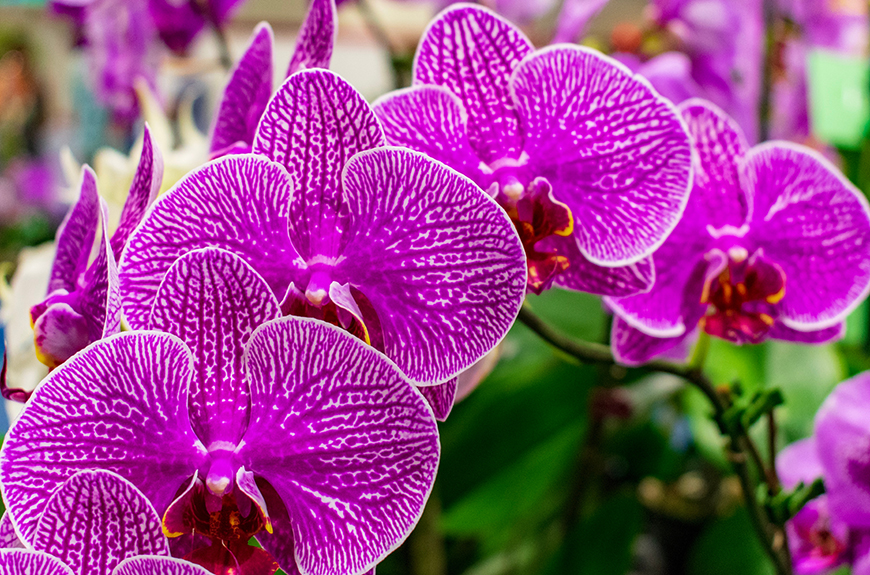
[2,1,870,574]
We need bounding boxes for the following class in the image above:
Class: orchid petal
[815,371,870,527]
[678,99,751,230]
[744,143,870,330]
[50,166,99,293]
[776,438,823,491]
[337,147,526,384]
[610,316,689,366]
[32,302,90,369]
[240,317,439,575]
[0,513,22,549]
[769,322,845,344]
[418,379,456,421]
[252,479,301,575]
[286,0,336,76]
[373,86,485,184]
[113,556,213,575]
[546,235,654,296]
[210,23,274,157]
[79,200,121,341]
[511,46,693,266]
[413,5,533,163]
[32,470,169,575]
[455,347,500,402]
[552,0,610,43]
[112,124,164,261]
[606,219,720,337]
[149,248,280,448]
[253,69,384,260]
[0,332,206,542]
[0,550,74,575]
[120,155,300,330]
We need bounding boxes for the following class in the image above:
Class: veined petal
[210,23,274,157]
[0,513,23,549]
[744,143,870,330]
[413,5,533,163]
[769,322,845,344]
[286,0,336,76]
[253,479,300,575]
[79,200,121,342]
[337,147,526,385]
[418,379,457,421]
[112,124,164,261]
[547,235,654,296]
[776,437,823,491]
[120,155,300,330]
[0,550,74,575]
[32,470,169,575]
[815,371,870,527]
[606,216,718,337]
[678,99,751,230]
[373,86,485,184]
[149,248,280,448]
[113,556,213,575]
[610,316,689,366]
[0,332,206,542]
[240,317,439,575]
[253,69,384,260]
[511,45,693,266]
[50,165,100,293]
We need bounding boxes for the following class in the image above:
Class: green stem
[516,304,793,575]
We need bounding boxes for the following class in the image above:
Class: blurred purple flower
[613,51,704,106]
[0,469,211,575]
[650,0,763,143]
[1,255,440,575]
[28,126,161,370]
[608,100,870,365]
[374,5,693,295]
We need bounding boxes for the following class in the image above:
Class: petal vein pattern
[0,332,206,542]
[240,317,439,575]
[119,155,298,330]
[337,148,526,385]
[0,550,74,575]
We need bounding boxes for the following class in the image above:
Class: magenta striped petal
[32,470,169,575]
[769,322,845,344]
[79,200,121,341]
[240,317,439,575]
[0,332,206,542]
[210,23,274,157]
[0,550,73,575]
[149,248,280,448]
[373,86,486,185]
[119,155,300,330]
[548,235,654,296]
[413,4,533,163]
[50,166,100,293]
[418,379,457,421]
[0,513,22,549]
[253,69,384,260]
[113,556,212,575]
[336,147,526,384]
[511,46,693,266]
[744,143,870,330]
[677,99,750,230]
[610,316,689,366]
[111,124,163,260]
[286,0,336,76]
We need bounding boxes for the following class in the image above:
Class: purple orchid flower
[209,0,336,159]
[147,0,246,54]
[607,99,870,365]
[119,68,527,421]
[25,126,162,372]
[777,437,870,575]
[0,469,212,575]
[372,4,693,296]
[1,248,440,575]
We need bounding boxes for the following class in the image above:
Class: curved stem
[516,304,792,575]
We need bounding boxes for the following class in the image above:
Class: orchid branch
[516,304,793,575]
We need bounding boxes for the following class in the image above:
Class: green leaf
[807,49,870,149]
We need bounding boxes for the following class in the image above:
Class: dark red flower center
[700,250,786,344]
